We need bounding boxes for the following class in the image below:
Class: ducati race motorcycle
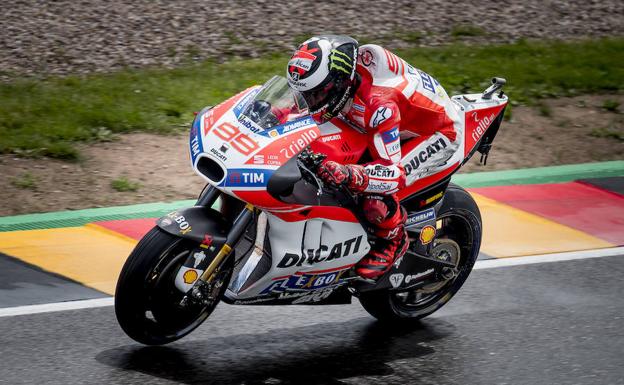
[115,75,508,345]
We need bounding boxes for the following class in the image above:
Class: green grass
[602,99,620,112]
[537,102,552,117]
[1,38,623,159]
[590,114,624,142]
[11,172,37,189]
[111,176,141,192]
[450,24,486,38]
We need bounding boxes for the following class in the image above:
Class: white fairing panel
[227,213,370,300]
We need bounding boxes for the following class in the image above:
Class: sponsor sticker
[381,127,399,144]
[223,168,274,188]
[233,88,261,117]
[403,137,448,176]
[281,117,314,133]
[292,288,335,304]
[389,273,404,288]
[190,118,203,163]
[192,250,207,268]
[470,112,496,143]
[405,269,434,284]
[288,48,318,79]
[200,234,213,249]
[419,225,436,245]
[276,236,364,268]
[380,126,401,159]
[183,269,199,284]
[361,49,374,67]
[238,115,264,134]
[370,106,393,128]
[420,191,444,207]
[352,103,365,113]
[366,165,397,179]
[260,268,350,295]
[321,134,341,142]
[366,181,396,192]
[418,70,436,93]
[166,212,193,235]
[406,208,436,228]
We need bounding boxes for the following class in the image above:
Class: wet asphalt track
[1,255,623,385]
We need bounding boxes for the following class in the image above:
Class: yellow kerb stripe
[472,193,613,258]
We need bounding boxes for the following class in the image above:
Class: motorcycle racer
[286,35,463,280]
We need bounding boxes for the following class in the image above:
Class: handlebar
[296,148,359,207]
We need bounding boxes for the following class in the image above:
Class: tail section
[452,78,508,165]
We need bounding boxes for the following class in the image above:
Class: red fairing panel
[463,104,506,156]
[203,87,256,135]
[232,190,359,223]
[309,118,368,164]
[247,126,321,167]
[269,206,359,223]
[232,190,302,211]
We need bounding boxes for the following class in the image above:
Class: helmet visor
[301,75,350,113]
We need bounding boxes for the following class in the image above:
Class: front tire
[359,184,481,322]
[115,227,231,345]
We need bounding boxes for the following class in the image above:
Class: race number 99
[212,122,259,156]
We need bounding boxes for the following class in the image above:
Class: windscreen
[239,76,309,130]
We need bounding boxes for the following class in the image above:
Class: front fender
[156,206,229,246]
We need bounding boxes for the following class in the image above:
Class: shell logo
[419,225,436,245]
[183,269,199,284]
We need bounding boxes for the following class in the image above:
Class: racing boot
[356,196,409,279]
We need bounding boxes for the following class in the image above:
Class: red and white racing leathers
[343,44,463,194]
[325,44,464,277]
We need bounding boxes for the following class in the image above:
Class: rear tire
[359,184,481,322]
[115,227,231,345]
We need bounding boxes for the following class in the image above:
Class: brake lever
[297,158,324,198]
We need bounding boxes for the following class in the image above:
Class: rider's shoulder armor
[358,44,409,88]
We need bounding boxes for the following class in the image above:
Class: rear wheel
[115,227,232,345]
[359,184,481,321]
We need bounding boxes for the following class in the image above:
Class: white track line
[1,246,623,318]
[474,246,624,270]
[0,297,113,318]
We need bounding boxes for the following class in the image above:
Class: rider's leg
[355,194,408,279]
[355,128,462,280]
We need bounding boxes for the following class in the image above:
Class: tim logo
[224,169,272,187]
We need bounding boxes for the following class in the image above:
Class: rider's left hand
[317,161,368,193]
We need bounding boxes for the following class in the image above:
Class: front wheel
[115,227,232,345]
[359,184,482,321]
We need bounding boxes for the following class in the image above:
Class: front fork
[174,186,255,297]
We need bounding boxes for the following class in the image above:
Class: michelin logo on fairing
[406,208,436,228]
